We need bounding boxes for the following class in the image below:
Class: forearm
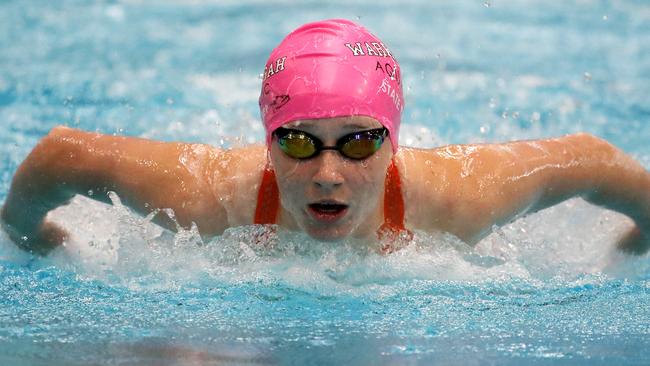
[1,127,84,251]
[532,134,650,223]
[577,140,650,226]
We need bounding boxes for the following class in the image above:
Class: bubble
[583,72,592,82]
[87,190,94,196]
[483,1,491,7]
[531,112,541,122]
[166,98,174,105]
[602,15,608,21]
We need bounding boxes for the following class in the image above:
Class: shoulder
[394,145,500,237]
[209,144,267,226]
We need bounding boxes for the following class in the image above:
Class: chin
[304,225,352,242]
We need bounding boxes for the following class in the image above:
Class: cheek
[276,172,308,211]
[271,161,311,210]
[347,157,389,198]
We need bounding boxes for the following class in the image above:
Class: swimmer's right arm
[1,126,262,254]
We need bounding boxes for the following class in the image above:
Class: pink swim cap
[259,19,404,153]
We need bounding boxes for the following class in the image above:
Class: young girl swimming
[3,19,649,255]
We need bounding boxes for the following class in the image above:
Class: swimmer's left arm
[405,133,650,253]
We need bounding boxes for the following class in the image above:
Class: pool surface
[1,1,650,365]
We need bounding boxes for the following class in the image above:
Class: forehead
[282,116,383,132]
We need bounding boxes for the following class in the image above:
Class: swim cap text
[263,56,287,80]
[344,42,393,57]
[379,79,403,112]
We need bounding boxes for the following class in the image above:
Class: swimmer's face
[270,116,393,242]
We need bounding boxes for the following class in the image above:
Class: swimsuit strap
[377,159,409,238]
[253,158,409,239]
[253,161,280,225]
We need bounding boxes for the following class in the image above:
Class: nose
[312,150,344,190]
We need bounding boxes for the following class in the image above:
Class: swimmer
[2,19,650,255]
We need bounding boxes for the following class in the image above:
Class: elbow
[45,125,77,143]
[569,132,610,148]
[570,132,616,152]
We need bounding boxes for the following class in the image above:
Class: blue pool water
[1,1,650,365]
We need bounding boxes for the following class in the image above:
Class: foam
[0,186,642,296]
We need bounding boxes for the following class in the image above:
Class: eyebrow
[289,123,374,131]
[283,121,378,133]
[343,123,373,130]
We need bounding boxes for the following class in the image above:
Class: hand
[616,226,650,255]
[1,208,68,254]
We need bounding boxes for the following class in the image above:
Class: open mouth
[307,202,349,222]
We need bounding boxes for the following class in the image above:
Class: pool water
[1,1,650,365]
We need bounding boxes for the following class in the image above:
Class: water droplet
[602,15,608,21]
[512,111,520,119]
[21,236,28,242]
[501,110,509,119]
[531,112,541,122]
[87,189,94,196]
[258,73,264,80]
[480,125,489,134]
[483,1,491,7]
[489,98,497,108]
[583,72,592,81]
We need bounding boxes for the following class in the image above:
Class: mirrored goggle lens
[278,133,318,158]
[340,136,383,159]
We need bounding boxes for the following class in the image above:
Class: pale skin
[2,116,650,255]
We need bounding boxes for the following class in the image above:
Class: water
[1,0,650,364]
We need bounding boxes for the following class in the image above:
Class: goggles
[273,127,388,160]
